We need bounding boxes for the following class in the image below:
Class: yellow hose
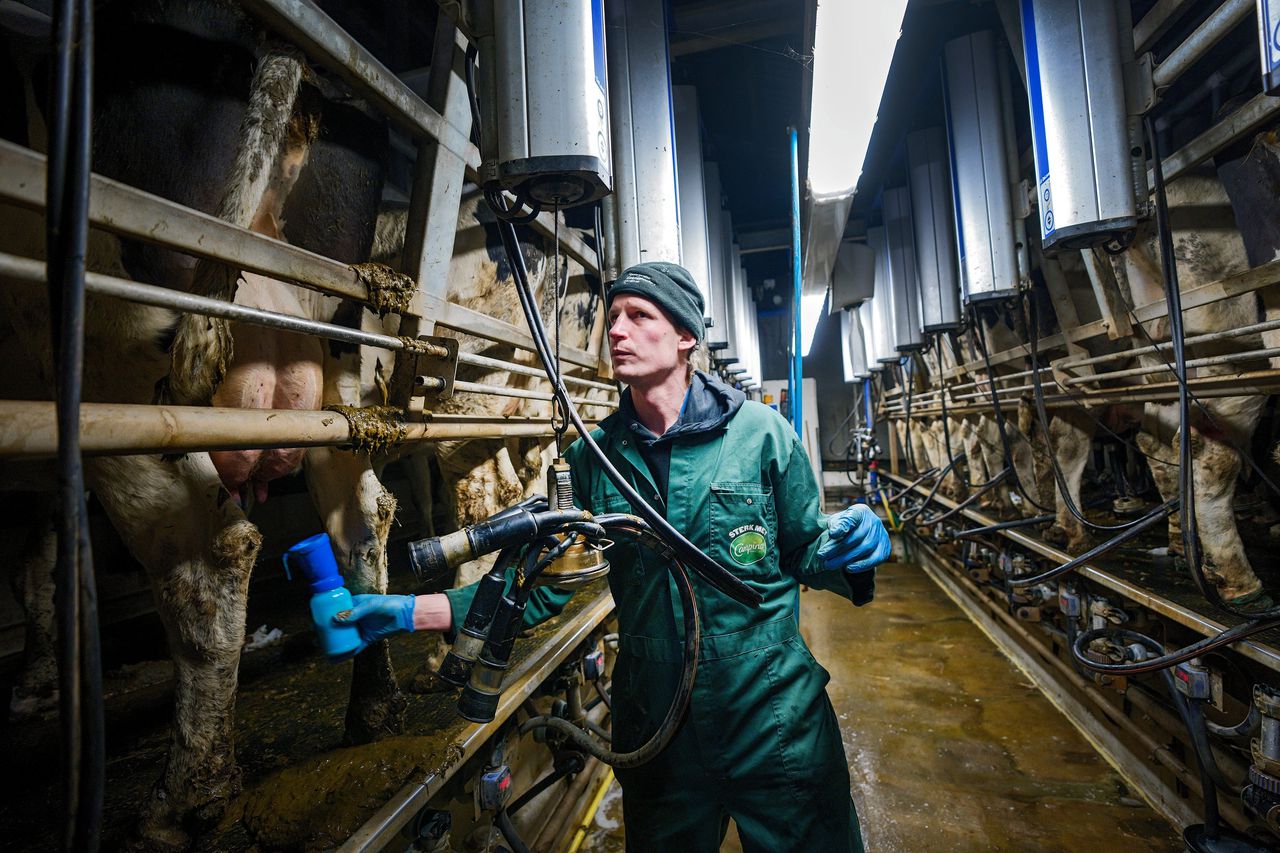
[879,489,901,532]
[565,767,615,853]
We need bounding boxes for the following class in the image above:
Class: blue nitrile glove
[333,593,415,657]
[816,504,890,574]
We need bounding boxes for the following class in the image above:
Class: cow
[1100,166,1269,601]
[0,1,569,846]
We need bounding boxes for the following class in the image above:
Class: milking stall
[5,0,1280,850]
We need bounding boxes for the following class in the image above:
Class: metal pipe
[1151,0,1253,90]
[0,142,605,369]
[0,253,619,394]
[1057,316,1280,371]
[788,126,803,437]
[456,352,616,392]
[929,544,1253,832]
[1062,345,1280,385]
[0,401,590,459]
[885,371,1280,415]
[453,380,617,409]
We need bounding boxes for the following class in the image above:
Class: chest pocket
[708,481,776,576]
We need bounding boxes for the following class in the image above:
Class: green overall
[448,389,871,851]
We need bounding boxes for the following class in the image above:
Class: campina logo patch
[729,524,768,565]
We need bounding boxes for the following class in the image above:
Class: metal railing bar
[453,379,616,409]
[1057,316,1280,371]
[0,143,604,371]
[0,252,615,392]
[0,140,369,302]
[0,400,598,459]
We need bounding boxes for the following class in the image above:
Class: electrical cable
[47,0,103,846]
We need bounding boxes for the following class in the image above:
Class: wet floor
[581,559,1179,851]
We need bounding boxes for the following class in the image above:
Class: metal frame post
[788,125,802,436]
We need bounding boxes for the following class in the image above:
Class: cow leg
[304,447,406,743]
[87,454,259,849]
[1045,410,1095,553]
[1136,431,1182,553]
[9,495,58,720]
[1186,429,1264,601]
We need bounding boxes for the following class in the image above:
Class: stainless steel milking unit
[606,0,682,268]
[488,0,613,207]
[704,161,731,355]
[673,85,715,328]
[906,128,963,333]
[882,186,925,353]
[942,30,1020,304]
[1018,0,1139,253]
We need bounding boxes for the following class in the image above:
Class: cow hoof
[1043,525,1069,548]
[1064,538,1092,556]
[1225,588,1274,614]
[343,689,408,745]
[130,766,243,851]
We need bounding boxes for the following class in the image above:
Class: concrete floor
[581,560,1179,851]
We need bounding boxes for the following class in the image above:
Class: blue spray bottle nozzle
[283,532,345,594]
[285,532,362,657]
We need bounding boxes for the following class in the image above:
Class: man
[340,261,891,851]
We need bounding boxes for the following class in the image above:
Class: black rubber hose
[1027,294,1152,533]
[47,0,103,846]
[953,513,1055,539]
[1144,114,1280,622]
[887,469,939,503]
[934,338,968,488]
[900,360,919,474]
[971,309,1052,513]
[495,808,533,853]
[506,752,586,815]
[492,215,760,607]
[899,453,966,523]
[1070,618,1280,675]
[520,520,699,768]
[1006,498,1178,587]
[915,468,1012,526]
[1072,630,1239,835]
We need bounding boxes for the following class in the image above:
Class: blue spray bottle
[283,532,363,657]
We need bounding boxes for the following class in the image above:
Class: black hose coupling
[409,505,586,583]
[458,595,525,723]
[438,568,509,687]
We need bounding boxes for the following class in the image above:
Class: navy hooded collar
[611,370,746,447]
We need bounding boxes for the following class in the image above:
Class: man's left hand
[817,505,890,574]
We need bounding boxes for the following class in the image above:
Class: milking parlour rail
[0,3,628,848]
[0,0,623,458]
